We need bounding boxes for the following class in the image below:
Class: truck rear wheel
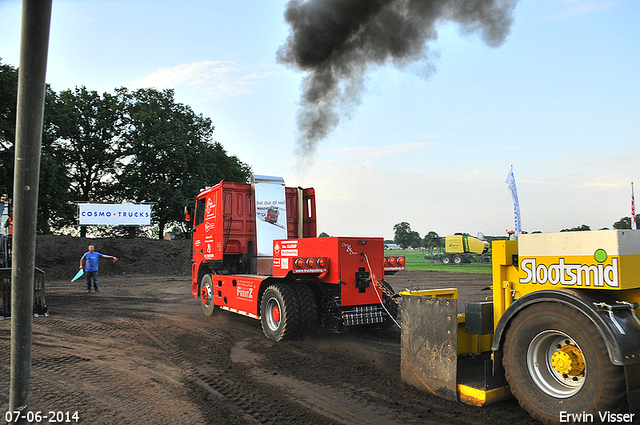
[260,284,301,341]
[382,280,399,327]
[503,302,627,424]
[292,284,319,338]
[200,274,215,317]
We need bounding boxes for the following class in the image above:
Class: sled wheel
[452,254,463,265]
[440,255,451,265]
[292,284,319,338]
[260,284,301,341]
[200,274,215,317]
[503,302,627,425]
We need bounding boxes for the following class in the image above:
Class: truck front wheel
[503,302,627,424]
[200,274,215,317]
[260,284,301,341]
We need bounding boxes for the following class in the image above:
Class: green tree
[1,59,74,233]
[422,231,441,248]
[393,222,421,249]
[0,59,19,196]
[117,88,251,239]
[37,147,74,233]
[2,66,253,237]
[613,216,640,229]
[50,86,123,236]
[560,224,591,232]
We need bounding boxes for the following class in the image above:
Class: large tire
[452,254,463,265]
[381,280,399,327]
[503,302,627,424]
[260,284,301,341]
[292,284,319,338]
[441,254,451,265]
[200,274,215,317]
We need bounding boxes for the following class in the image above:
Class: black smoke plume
[277,0,518,155]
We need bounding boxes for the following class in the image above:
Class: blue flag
[71,269,84,282]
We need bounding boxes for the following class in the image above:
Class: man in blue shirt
[80,245,118,292]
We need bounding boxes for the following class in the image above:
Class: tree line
[0,59,251,238]
[393,216,640,250]
[392,222,441,249]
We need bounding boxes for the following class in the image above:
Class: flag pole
[505,165,521,235]
[632,182,637,230]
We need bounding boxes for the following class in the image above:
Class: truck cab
[189,175,404,341]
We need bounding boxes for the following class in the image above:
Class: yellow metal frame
[399,288,458,298]
[458,384,512,406]
[491,238,640,321]
[492,240,519,329]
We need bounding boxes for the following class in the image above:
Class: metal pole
[10,0,52,423]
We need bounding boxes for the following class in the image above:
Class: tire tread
[260,284,301,341]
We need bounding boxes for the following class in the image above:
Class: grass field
[385,250,492,274]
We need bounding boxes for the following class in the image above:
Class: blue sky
[1,0,639,240]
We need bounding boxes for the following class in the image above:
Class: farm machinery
[439,233,490,264]
[401,230,640,424]
[187,175,405,340]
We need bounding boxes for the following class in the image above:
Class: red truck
[188,175,405,340]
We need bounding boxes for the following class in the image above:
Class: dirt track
[0,268,538,425]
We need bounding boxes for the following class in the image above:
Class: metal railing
[0,267,47,318]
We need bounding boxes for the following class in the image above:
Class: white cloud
[127,60,275,98]
[313,141,439,161]
[547,0,621,20]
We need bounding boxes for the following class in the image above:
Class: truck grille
[342,305,385,326]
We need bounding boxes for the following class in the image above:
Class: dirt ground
[0,237,538,425]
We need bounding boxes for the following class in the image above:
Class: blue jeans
[86,271,99,291]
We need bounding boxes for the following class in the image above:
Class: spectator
[80,245,117,293]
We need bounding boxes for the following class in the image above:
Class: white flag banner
[505,166,521,234]
[78,203,151,226]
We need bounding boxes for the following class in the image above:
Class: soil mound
[35,235,192,280]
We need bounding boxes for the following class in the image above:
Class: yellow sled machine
[401,230,640,424]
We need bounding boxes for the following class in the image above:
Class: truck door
[192,196,207,265]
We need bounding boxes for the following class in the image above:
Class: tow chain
[360,252,400,305]
[376,279,400,306]
[361,253,402,329]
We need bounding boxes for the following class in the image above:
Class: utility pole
[9,1,52,423]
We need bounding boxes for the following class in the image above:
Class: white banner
[253,175,287,257]
[505,166,521,235]
[78,203,152,226]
